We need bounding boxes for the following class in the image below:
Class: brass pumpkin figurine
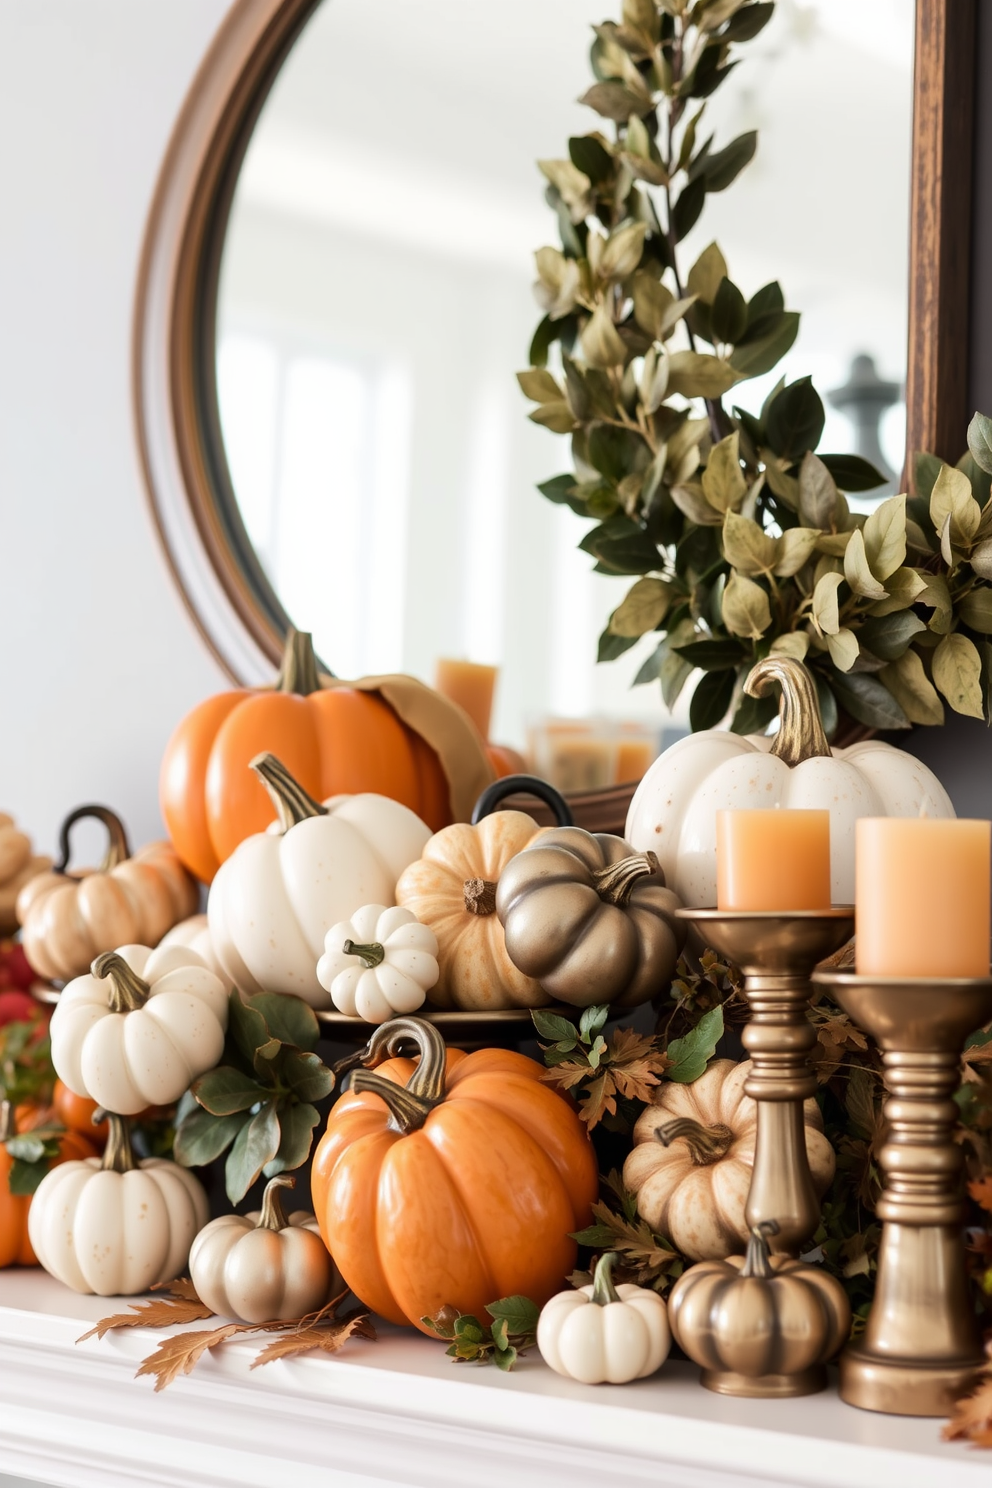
[495,827,685,1008]
[668,1219,850,1398]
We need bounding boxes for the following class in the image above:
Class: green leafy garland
[521,0,992,734]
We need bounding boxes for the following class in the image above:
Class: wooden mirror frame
[134,0,978,811]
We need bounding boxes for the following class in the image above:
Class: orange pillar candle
[434,660,497,740]
[717,809,832,912]
[855,818,991,978]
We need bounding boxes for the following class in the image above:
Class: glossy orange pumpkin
[0,1102,98,1266]
[311,1018,598,1332]
[52,1080,108,1144]
[161,630,494,883]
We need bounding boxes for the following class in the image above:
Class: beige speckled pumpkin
[623,1060,835,1261]
[394,811,547,1009]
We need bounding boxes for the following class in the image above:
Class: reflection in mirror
[215,0,914,777]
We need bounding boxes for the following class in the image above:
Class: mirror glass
[215,0,915,772]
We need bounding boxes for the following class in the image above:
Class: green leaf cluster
[524,0,992,731]
[423,1295,540,1371]
[174,990,334,1204]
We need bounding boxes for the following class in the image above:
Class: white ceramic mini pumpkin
[50,942,229,1116]
[189,1175,340,1324]
[625,656,954,906]
[28,1113,208,1295]
[208,754,431,1005]
[623,1059,834,1261]
[158,913,227,981]
[537,1253,670,1384]
[317,905,439,1023]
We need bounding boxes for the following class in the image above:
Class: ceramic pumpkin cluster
[623,1059,835,1261]
[207,753,432,1006]
[161,627,495,883]
[17,806,199,983]
[310,1016,598,1330]
[0,813,51,936]
[626,654,955,906]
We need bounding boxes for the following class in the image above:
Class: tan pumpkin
[394,811,548,1010]
[17,807,199,982]
[0,814,51,936]
[623,1060,835,1261]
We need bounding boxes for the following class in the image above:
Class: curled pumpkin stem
[91,952,150,1013]
[257,1175,295,1231]
[55,805,131,875]
[654,1117,734,1166]
[250,753,328,831]
[463,878,498,916]
[343,940,386,969]
[335,1015,448,1128]
[744,656,831,765]
[595,851,661,907]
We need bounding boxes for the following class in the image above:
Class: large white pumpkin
[50,942,229,1115]
[208,753,432,1005]
[626,656,954,906]
[29,1114,208,1296]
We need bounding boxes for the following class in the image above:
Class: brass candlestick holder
[678,909,854,1255]
[812,969,992,1417]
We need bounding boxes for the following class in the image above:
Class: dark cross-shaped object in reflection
[827,353,902,496]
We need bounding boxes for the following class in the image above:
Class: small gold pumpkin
[668,1220,850,1397]
[495,827,685,1008]
[623,1059,835,1260]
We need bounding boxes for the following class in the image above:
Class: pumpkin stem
[0,1100,14,1144]
[343,939,386,970]
[591,1251,622,1307]
[744,657,831,765]
[257,1174,294,1231]
[100,1111,137,1174]
[276,627,323,696]
[653,1117,734,1165]
[463,878,498,916]
[91,952,150,1013]
[250,752,328,831]
[740,1219,779,1279]
[337,1015,447,1133]
[54,805,131,875]
[595,851,661,907]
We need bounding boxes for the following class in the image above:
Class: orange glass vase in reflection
[717,809,832,911]
[855,817,991,978]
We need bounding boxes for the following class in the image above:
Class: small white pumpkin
[208,754,432,1006]
[50,943,229,1116]
[537,1252,671,1384]
[317,905,439,1023]
[625,655,954,907]
[28,1113,208,1295]
[189,1175,340,1324]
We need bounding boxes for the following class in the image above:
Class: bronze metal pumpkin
[495,827,685,1008]
[668,1220,850,1398]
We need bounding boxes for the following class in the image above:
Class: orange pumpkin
[0,1100,98,1266]
[311,1017,598,1332]
[486,744,528,778]
[52,1080,108,1144]
[160,629,495,884]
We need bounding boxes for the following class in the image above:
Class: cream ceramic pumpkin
[625,656,954,907]
[208,753,431,1005]
[623,1059,834,1261]
[317,904,439,1022]
[189,1176,340,1324]
[50,942,229,1116]
[28,1114,208,1295]
[537,1253,670,1384]
[394,811,547,1009]
[158,913,227,981]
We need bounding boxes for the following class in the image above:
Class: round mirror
[138,0,916,790]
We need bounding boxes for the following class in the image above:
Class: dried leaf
[136,1324,245,1392]
[933,632,985,719]
[944,1374,992,1443]
[78,1293,213,1342]
[251,1312,375,1368]
[722,572,771,639]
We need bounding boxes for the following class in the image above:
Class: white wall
[0,1,230,861]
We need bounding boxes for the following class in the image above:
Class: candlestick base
[700,1365,826,1399]
[678,909,854,1254]
[811,971,992,1417]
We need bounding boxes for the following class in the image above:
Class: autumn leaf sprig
[571,1169,682,1295]
[423,1296,540,1371]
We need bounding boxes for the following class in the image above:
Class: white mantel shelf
[0,1273,987,1488]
